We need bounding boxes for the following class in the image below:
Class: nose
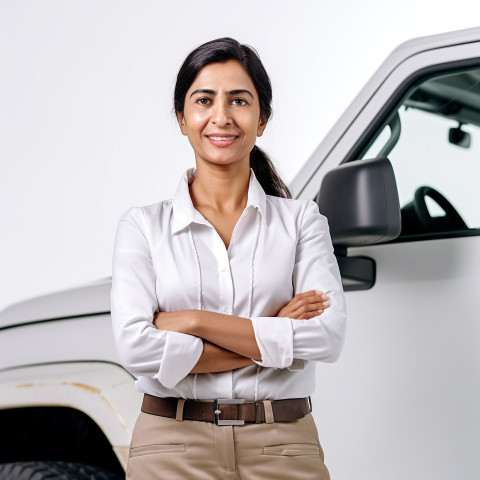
[211,99,231,126]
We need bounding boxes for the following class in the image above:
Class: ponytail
[250,145,291,199]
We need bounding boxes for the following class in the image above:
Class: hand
[153,310,197,334]
[277,290,330,320]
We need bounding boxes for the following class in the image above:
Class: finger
[292,299,331,317]
[287,292,323,311]
[283,305,327,319]
[296,310,324,320]
[290,307,311,319]
[315,291,329,302]
[291,291,329,308]
[295,290,322,300]
[292,309,324,320]
[279,291,329,318]
[300,290,328,300]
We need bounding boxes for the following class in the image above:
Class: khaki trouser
[126,410,330,479]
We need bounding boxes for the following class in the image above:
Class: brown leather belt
[142,394,311,425]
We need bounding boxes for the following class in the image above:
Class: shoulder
[266,196,326,227]
[265,195,307,212]
[118,199,174,231]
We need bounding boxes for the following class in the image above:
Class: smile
[206,135,239,148]
[207,136,238,141]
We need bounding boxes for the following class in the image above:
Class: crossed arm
[153,290,330,374]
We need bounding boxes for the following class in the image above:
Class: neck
[189,160,250,212]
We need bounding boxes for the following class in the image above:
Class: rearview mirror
[448,125,471,148]
[316,157,401,247]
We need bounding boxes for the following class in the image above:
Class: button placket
[211,237,235,398]
[215,240,233,317]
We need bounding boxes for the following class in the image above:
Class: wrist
[188,310,202,336]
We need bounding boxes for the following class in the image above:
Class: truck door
[310,46,480,479]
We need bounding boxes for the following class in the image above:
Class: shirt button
[220,265,227,273]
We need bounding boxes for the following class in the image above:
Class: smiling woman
[111,37,346,479]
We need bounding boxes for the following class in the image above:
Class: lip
[205,134,239,148]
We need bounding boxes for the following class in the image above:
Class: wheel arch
[0,361,143,471]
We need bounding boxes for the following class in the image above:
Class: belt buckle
[214,398,245,426]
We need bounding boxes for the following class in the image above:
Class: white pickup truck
[1,27,479,480]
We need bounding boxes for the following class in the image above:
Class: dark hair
[174,37,291,199]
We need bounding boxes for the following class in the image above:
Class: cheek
[236,111,258,130]
[241,110,263,137]
[190,110,207,123]
[244,120,262,140]
[183,107,208,132]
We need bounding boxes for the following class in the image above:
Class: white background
[2,3,480,480]
[1,0,479,310]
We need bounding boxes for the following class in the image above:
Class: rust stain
[61,382,127,430]
[69,382,101,394]
[110,380,129,389]
[99,392,128,431]
[13,381,128,432]
[15,380,128,432]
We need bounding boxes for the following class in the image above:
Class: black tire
[0,461,124,480]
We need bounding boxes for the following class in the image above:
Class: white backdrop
[0,0,479,309]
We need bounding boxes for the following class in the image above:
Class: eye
[196,97,211,105]
[232,98,247,106]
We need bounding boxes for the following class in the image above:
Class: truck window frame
[343,57,480,244]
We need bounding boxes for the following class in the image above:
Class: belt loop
[255,402,262,424]
[176,398,185,422]
[263,400,274,424]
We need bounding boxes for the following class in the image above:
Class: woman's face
[177,60,267,169]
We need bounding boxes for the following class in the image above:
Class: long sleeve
[111,207,203,389]
[251,200,347,369]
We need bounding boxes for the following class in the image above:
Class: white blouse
[111,168,346,401]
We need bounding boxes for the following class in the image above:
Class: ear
[176,112,188,135]
[257,114,268,137]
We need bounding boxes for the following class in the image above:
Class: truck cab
[292,27,480,480]
[1,27,479,479]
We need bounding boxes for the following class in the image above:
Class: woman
[111,37,346,479]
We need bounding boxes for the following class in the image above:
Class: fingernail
[323,301,330,307]
[315,290,323,295]
[321,294,329,300]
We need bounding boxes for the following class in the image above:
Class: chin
[200,154,249,167]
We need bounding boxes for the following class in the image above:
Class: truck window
[360,67,480,239]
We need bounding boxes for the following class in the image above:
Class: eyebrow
[190,88,254,99]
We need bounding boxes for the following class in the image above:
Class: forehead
[188,60,257,93]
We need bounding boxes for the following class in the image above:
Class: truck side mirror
[317,157,401,247]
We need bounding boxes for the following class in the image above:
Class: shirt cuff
[155,332,203,388]
[250,317,293,368]
[287,359,305,371]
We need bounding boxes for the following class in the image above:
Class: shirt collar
[171,168,267,235]
[247,168,267,226]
